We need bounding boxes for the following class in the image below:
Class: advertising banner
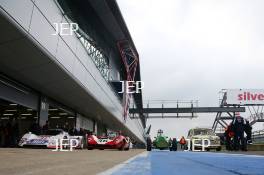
[226,89,264,105]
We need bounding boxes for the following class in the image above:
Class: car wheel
[86,142,89,150]
[118,140,126,151]
[216,147,222,151]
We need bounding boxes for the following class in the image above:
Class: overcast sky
[117,0,264,138]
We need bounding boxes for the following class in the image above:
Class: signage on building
[226,89,264,105]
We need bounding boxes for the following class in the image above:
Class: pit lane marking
[98,151,149,175]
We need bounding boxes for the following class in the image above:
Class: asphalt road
[1,148,264,175]
[102,150,264,175]
[0,148,144,175]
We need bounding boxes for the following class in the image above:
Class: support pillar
[38,96,49,127]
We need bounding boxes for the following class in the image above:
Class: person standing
[79,128,85,136]
[224,124,234,151]
[12,119,19,147]
[0,122,4,147]
[244,120,252,144]
[168,138,172,147]
[42,120,49,134]
[172,138,177,151]
[179,136,187,150]
[232,114,246,151]
[5,121,12,147]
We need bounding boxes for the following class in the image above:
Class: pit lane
[0,148,144,175]
[101,150,264,175]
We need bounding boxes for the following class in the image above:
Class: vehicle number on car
[98,139,108,144]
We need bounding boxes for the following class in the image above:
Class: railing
[55,0,110,81]
[248,113,264,125]
[142,100,199,108]
[249,113,264,121]
[75,29,110,81]
[141,100,199,118]
[252,129,264,143]
[215,126,225,134]
[55,0,127,105]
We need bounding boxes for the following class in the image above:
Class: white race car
[19,129,84,149]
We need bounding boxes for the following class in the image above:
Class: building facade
[0,0,145,144]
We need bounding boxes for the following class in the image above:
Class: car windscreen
[45,130,62,135]
[193,129,214,136]
[108,132,117,139]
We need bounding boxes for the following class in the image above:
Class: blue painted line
[108,151,264,175]
[98,152,150,175]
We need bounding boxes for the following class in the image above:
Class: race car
[87,132,130,150]
[18,129,84,149]
[147,129,177,151]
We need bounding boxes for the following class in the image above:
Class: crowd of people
[30,120,91,137]
[167,114,252,152]
[166,114,253,152]
[224,114,252,151]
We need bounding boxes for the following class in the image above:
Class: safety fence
[252,129,264,144]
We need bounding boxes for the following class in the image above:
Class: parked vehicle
[87,132,130,151]
[187,127,221,151]
[18,129,84,149]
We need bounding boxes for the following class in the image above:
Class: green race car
[147,129,177,151]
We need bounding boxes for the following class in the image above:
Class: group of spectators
[0,119,19,147]
[168,136,187,150]
[224,114,252,151]
[30,120,92,137]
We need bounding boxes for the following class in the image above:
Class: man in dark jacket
[232,114,246,151]
[244,120,252,144]
[12,120,19,147]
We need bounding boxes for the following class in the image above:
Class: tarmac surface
[0,148,144,175]
[101,150,264,175]
[1,148,264,175]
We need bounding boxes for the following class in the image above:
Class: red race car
[87,132,130,151]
